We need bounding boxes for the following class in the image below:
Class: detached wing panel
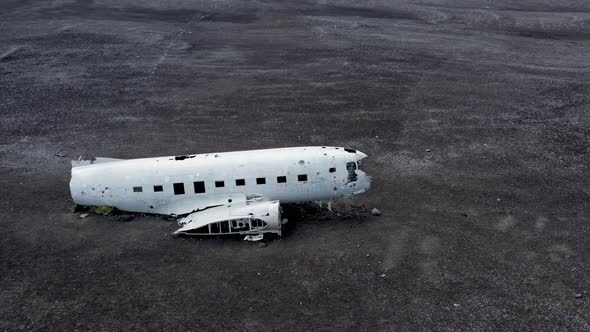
[174,200,282,236]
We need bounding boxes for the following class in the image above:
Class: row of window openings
[131,171,332,195]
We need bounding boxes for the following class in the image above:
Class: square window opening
[194,181,205,194]
[329,167,336,173]
[277,176,287,183]
[215,181,225,188]
[235,179,245,186]
[298,174,308,182]
[153,185,163,192]
[256,177,266,185]
[173,183,185,195]
[133,186,142,193]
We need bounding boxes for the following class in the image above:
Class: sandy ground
[1,0,589,330]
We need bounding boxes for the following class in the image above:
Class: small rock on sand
[371,208,381,216]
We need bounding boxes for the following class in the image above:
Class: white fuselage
[70,146,371,215]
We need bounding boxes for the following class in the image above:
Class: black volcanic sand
[1,0,589,330]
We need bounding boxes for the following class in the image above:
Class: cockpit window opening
[346,162,358,183]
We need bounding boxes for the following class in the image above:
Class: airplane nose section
[356,151,368,160]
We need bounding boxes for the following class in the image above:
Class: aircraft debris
[371,208,381,216]
[79,213,89,219]
[244,234,264,242]
[69,147,371,239]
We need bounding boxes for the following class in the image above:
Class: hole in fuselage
[174,155,195,161]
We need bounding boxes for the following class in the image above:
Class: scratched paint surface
[1,0,589,330]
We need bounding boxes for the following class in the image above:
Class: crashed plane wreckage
[70,147,371,240]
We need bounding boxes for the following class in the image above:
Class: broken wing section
[174,200,282,237]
